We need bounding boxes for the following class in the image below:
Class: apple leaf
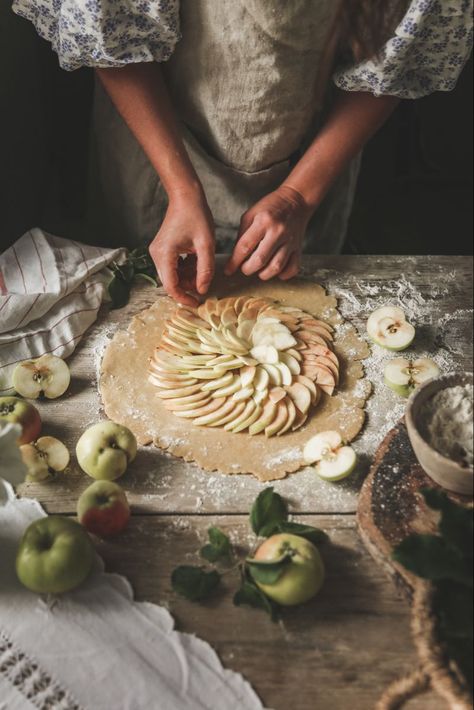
[250,487,288,537]
[233,579,279,621]
[246,554,293,585]
[171,566,221,602]
[134,272,158,287]
[108,275,131,310]
[200,527,232,563]
[273,522,328,545]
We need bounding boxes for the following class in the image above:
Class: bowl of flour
[406,372,473,496]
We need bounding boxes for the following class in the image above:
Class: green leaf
[171,566,220,602]
[107,275,131,310]
[246,554,292,585]
[134,272,158,287]
[200,527,232,563]
[274,522,329,545]
[393,534,472,586]
[435,580,473,639]
[112,260,135,283]
[233,580,279,621]
[422,488,473,561]
[250,488,288,537]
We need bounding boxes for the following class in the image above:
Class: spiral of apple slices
[148,296,339,437]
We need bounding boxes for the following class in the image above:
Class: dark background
[1,7,472,255]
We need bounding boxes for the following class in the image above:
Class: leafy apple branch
[107,248,159,309]
[171,487,328,620]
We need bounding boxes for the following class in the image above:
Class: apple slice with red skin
[285,383,312,415]
[77,480,130,537]
[278,398,297,435]
[13,354,70,400]
[224,399,256,431]
[210,401,246,427]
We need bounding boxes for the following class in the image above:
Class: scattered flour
[420,384,473,467]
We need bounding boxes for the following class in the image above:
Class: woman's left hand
[224,185,312,281]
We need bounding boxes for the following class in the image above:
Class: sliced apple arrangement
[384,357,440,397]
[12,354,71,399]
[303,431,357,481]
[149,296,340,436]
[367,306,415,351]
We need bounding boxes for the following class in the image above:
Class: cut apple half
[384,357,440,397]
[303,430,356,482]
[20,436,70,482]
[367,306,415,351]
[13,355,70,400]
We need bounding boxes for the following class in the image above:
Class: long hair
[341,0,411,60]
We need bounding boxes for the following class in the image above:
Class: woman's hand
[149,190,215,307]
[225,186,311,281]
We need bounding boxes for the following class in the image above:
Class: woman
[13,0,473,305]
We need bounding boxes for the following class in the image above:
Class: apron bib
[89,0,358,253]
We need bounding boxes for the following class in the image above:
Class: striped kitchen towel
[0,229,126,394]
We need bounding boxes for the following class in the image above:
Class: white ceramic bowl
[405,372,473,496]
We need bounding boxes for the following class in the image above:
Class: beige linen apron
[89,0,359,253]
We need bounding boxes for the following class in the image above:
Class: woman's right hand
[149,190,216,307]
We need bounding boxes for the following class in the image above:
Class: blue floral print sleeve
[12,0,181,71]
[334,0,473,98]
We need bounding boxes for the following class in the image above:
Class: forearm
[283,90,400,211]
[96,63,202,199]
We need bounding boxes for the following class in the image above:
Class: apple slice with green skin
[265,401,289,437]
[174,397,226,419]
[292,410,308,432]
[20,436,70,482]
[209,401,246,427]
[384,357,440,396]
[278,397,297,435]
[156,383,203,399]
[303,431,357,482]
[224,399,256,431]
[253,388,268,405]
[193,398,239,426]
[164,396,211,412]
[232,385,255,402]
[249,400,277,436]
[13,354,70,399]
[367,306,415,351]
[77,480,130,537]
[202,371,234,391]
[212,376,243,398]
[254,367,270,391]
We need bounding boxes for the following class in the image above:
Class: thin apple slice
[221,307,238,327]
[286,348,303,363]
[250,345,279,365]
[262,364,282,387]
[304,344,339,367]
[208,401,246,427]
[174,397,226,419]
[193,398,238,426]
[297,331,329,348]
[236,319,255,342]
[312,364,336,395]
[164,396,212,412]
[212,376,242,398]
[234,296,249,314]
[286,382,312,415]
[367,306,415,351]
[298,325,334,343]
[265,401,289,438]
[254,367,270,391]
[279,352,301,375]
[206,354,235,368]
[278,397,297,435]
[292,410,308,431]
[20,436,70,482]
[316,355,339,383]
[223,328,249,351]
[161,390,209,406]
[156,383,203,399]
[295,375,319,405]
[224,400,256,431]
[13,355,71,400]
[232,385,255,402]
[253,388,268,405]
[241,366,257,388]
[202,371,234,391]
[249,401,277,436]
[274,362,292,386]
[269,387,287,404]
[232,403,263,433]
[148,373,198,389]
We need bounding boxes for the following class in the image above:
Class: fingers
[151,246,198,307]
[258,246,292,281]
[240,227,284,276]
[278,251,300,281]
[224,217,263,275]
[196,238,215,295]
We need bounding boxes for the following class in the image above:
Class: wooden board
[358,419,472,593]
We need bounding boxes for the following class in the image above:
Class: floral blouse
[12,0,473,99]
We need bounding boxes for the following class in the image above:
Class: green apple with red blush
[0,396,42,444]
[77,480,130,537]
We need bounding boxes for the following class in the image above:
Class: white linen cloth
[0,228,125,395]
[0,473,263,709]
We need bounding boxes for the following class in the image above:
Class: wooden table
[19,256,473,710]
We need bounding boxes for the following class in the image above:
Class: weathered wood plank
[92,514,444,710]
[21,256,472,516]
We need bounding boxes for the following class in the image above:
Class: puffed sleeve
[333,0,473,99]
[12,0,181,71]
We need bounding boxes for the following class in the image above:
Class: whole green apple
[253,533,325,606]
[0,396,42,445]
[77,480,130,537]
[16,517,94,594]
[76,421,137,480]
